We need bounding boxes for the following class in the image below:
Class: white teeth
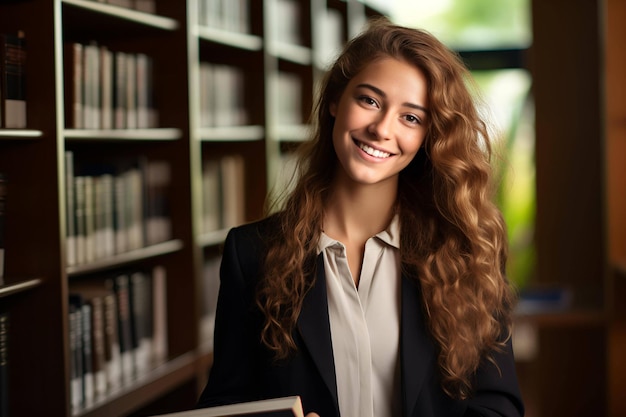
[358,142,391,158]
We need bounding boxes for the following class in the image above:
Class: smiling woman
[329,58,427,192]
[196,17,524,417]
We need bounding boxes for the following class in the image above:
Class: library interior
[0,0,624,416]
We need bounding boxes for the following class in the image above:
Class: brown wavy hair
[258,17,515,400]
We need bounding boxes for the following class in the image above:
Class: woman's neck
[323,175,398,244]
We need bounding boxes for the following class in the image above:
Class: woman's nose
[367,111,393,140]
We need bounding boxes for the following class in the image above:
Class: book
[65,42,83,129]
[201,159,221,233]
[0,172,6,285]
[151,265,168,366]
[515,285,573,315]
[65,152,76,266]
[0,31,27,129]
[151,396,304,417]
[68,297,84,412]
[142,159,172,245]
[86,294,108,400]
[129,271,152,376]
[0,313,8,417]
[199,254,221,350]
[108,274,135,384]
[219,154,246,229]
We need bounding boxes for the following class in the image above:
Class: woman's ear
[329,102,337,117]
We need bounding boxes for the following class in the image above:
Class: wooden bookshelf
[0,1,380,416]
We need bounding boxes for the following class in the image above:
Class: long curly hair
[257,17,515,400]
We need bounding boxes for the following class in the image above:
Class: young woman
[197,17,525,417]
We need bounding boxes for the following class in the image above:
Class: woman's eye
[358,95,378,107]
[404,114,421,125]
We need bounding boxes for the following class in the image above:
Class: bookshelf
[0,1,381,416]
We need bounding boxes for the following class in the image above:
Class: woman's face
[330,57,428,188]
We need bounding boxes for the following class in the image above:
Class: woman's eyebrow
[356,83,428,112]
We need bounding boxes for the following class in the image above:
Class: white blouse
[317,216,402,417]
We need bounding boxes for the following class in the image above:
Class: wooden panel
[531,0,606,309]
[606,0,626,266]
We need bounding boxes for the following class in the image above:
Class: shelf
[267,41,312,66]
[0,278,43,299]
[514,309,608,327]
[198,229,229,247]
[67,239,184,277]
[275,124,311,142]
[198,125,264,142]
[62,0,179,31]
[75,352,197,417]
[0,129,44,139]
[64,128,183,141]
[197,26,263,51]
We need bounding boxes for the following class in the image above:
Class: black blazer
[197,218,525,417]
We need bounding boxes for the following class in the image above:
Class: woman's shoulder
[224,213,283,251]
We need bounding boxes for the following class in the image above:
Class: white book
[100,45,114,130]
[125,53,137,129]
[151,396,304,417]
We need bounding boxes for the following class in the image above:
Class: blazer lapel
[401,273,435,417]
[297,254,339,406]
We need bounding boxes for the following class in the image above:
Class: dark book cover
[0,172,6,284]
[109,274,135,384]
[0,312,9,417]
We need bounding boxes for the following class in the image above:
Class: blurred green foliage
[388,0,535,288]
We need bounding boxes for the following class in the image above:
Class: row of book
[86,0,156,14]
[65,41,158,130]
[198,0,250,34]
[267,0,303,46]
[68,265,168,413]
[270,71,303,126]
[0,31,27,129]
[201,155,246,234]
[199,63,248,128]
[65,151,172,267]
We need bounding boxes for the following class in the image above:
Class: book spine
[200,255,221,350]
[65,152,76,267]
[129,271,151,376]
[0,313,8,417]
[0,172,6,284]
[68,299,83,413]
[100,45,113,130]
[133,0,156,13]
[220,154,246,229]
[102,292,122,392]
[151,265,168,366]
[80,302,95,408]
[143,159,172,245]
[65,42,83,129]
[201,159,221,233]
[0,31,27,129]
[110,275,135,384]
[88,296,108,400]
[74,176,86,265]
